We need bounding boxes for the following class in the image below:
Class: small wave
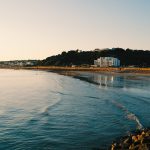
[57,92,71,96]
[51,90,101,100]
[41,97,62,116]
[126,113,143,129]
[111,99,143,130]
[110,99,126,111]
[50,90,73,96]
[84,96,100,100]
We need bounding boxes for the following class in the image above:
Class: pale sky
[0,0,150,60]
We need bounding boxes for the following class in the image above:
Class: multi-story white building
[94,57,120,67]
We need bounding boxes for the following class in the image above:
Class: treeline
[38,48,150,67]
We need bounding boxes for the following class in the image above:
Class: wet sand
[23,66,150,75]
[1,66,150,75]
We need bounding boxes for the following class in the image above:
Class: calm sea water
[0,69,150,150]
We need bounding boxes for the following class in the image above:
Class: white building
[94,57,120,67]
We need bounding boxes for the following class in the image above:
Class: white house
[94,57,120,67]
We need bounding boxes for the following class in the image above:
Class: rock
[132,135,140,143]
[109,128,150,150]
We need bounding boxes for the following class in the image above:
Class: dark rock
[109,128,150,150]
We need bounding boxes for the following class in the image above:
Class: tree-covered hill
[38,48,150,67]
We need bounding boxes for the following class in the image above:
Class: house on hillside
[94,57,120,67]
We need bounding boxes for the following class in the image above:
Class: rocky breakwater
[110,128,150,150]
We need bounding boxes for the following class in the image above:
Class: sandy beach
[21,66,150,75]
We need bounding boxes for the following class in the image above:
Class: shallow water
[0,69,149,149]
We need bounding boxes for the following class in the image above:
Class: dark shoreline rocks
[110,128,150,150]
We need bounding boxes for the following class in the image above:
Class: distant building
[94,48,110,52]
[0,60,37,67]
[94,57,120,67]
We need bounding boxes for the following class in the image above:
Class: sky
[0,0,150,60]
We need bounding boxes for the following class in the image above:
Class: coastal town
[0,60,38,67]
[0,48,149,76]
[0,48,149,69]
[0,56,120,68]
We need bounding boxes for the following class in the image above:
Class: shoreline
[18,66,150,76]
[0,66,150,75]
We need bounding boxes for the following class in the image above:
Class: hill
[38,48,150,67]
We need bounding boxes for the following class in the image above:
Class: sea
[0,69,149,150]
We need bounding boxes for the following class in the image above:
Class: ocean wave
[126,113,143,129]
[40,97,62,116]
[84,96,100,100]
[110,99,143,130]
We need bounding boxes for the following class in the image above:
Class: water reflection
[76,72,150,90]
[92,74,114,88]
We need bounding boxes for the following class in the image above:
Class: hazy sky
[0,0,150,60]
